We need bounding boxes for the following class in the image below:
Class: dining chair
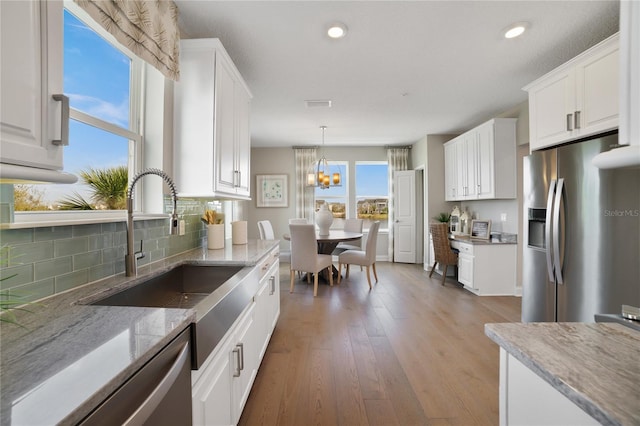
[257,220,275,240]
[337,221,380,289]
[288,218,308,224]
[429,222,458,286]
[289,224,334,297]
[332,218,364,255]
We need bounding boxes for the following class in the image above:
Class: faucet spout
[125,168,179,277]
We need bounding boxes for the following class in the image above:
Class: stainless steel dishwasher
[79,328,192,426]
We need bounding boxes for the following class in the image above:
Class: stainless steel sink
[91,265,243,309]
[87,263,260,369]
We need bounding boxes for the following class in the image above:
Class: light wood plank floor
[239,262,521,426]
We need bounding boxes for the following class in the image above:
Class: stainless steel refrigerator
[523,132,640,322]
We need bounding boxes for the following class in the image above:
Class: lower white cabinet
[255,253,280,361]
[191,248,280,426]
[450,241,516,296]
[499,349,598,426]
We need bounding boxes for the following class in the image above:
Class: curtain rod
[292,146,319,149]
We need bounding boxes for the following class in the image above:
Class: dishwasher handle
[123,342,190,426]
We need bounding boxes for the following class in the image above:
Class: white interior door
[393,170,417,263]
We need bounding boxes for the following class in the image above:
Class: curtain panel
[387,147,409,262]
[74,0,180,81]
[294,148,317,220]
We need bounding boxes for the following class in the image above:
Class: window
[15,3,142,212]
[355,162,388,230]
[314,161,348,223]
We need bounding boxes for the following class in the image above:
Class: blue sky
[41,10,130,204]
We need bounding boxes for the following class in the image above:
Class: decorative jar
[315,203,333,236]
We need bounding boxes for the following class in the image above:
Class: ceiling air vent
[305,100,332,108]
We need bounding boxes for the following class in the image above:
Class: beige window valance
[74,0,180,81]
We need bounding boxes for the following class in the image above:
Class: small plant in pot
[434,212,451,223]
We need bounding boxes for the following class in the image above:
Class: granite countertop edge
[485,322,639,426]
[0,239,280,425]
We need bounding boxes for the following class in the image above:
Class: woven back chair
[429,222,458,285]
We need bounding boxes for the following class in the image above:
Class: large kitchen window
[15,3,142,212]
[355,162,388,230]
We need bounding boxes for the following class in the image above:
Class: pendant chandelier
[307,126,341,189]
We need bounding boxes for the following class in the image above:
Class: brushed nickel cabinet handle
[269,276,276,295]
[233,345,242,377]
[566,113,573,131]
[574,111,581,129]
[52,94,69,146]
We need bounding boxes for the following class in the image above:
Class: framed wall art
[470,219,491,239]
[256,174,288,207]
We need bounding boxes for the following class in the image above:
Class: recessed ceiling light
[504,22,529,39]
[327,23,347,39]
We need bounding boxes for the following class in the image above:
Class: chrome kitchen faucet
[125,168,179,276]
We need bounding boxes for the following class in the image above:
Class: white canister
[231,221,248,245]
[207,224,225,249]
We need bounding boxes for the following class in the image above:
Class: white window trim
[355,160,389,230]
[14,1,147,224]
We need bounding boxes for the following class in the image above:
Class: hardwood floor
[239,262,521,426]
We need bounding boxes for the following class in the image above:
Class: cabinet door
[1,0,64,170]
[575,41,619,137]
[444,141,457,201]
[458,254,474,288]
[214,53,238,195]
[528,69,575,151]
[463,132,477,199]
[234,83,251,196]
[454,138,467,200]
[255,277,271,362]
[231,303,258,424]
[476,122,495,199]
[192,341,233,426]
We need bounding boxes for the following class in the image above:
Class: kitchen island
[0,239,279,425]
[485,322,640,426]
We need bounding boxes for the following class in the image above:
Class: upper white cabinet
[0,0,67,171]
[173,38,252,199]
[444,118,517,201]
[524,34,619,151]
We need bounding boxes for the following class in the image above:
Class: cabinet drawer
[456,242,473,254]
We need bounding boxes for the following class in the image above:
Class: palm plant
[58,166,128,210]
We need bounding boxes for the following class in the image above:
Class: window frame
[14,1,145,223]
[354,160,389,230]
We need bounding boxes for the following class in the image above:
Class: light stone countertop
[0,239,279,426]
[485,322,640,426]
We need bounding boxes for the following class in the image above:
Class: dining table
[284,229,363,280]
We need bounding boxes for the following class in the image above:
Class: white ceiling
[174,1,619,148]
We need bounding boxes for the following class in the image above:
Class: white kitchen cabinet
[444,142,457,201]
[450,240,516,296]
[0,0,67,171]
[525,33,619,151]
[174,38,252,199]
[443,118,516,201]
[498,349,599,426]
[255,250,280,361]
[230,303,258,424]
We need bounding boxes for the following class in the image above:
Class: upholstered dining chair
[288,218,308,224]
[257,220,275,240]
[289,224,334,297]
[332,218,364,255]
[337,221,380,289]
[429,222,458,285]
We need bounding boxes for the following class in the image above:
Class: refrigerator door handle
[553,178,565,284]
[545,179,557,282]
